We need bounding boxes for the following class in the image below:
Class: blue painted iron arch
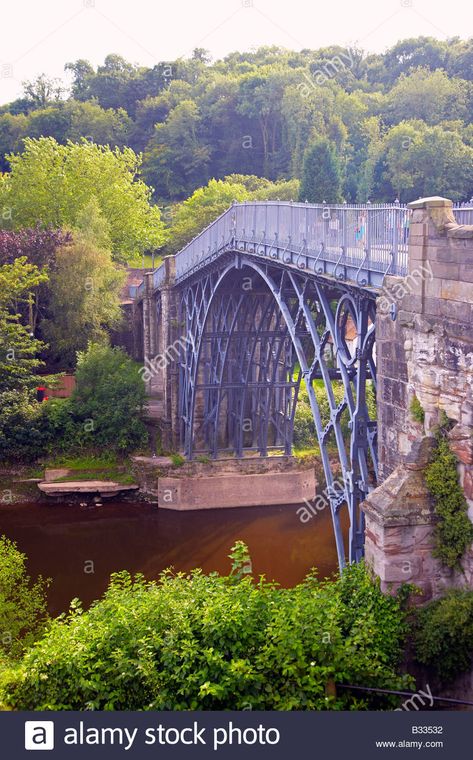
[177,255,377,568]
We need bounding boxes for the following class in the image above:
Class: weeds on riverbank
[0,542,413,711]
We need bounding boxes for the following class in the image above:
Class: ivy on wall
[425,434,473,569]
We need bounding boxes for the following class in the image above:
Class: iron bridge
[140,201,415,569]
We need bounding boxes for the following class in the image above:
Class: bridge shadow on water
[1,498,347,616]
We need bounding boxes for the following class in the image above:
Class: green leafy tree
[0,113,27,170]
[0,257,47,392]
[0,227,71,338]
[281,83,334,178]
[299,138,342,203]
[65,100,131,146]
[25,106,71,143]
[388,68,469,125]
[41,201,126,368]
[81,54,138,112]
[131,81,194,153]
[236,68,294,178]
[373,121,473,202]
[383,37,448,83]
[142,100,211,199]
[0,258,51,462]
[447,38,473,81]
[0,138,166,261]
[64,59,95,100]
[168,178,248,251]
[22,74,64,108]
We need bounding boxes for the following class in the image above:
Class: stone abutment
[363,197,473,600]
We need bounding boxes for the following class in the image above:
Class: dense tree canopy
[299,138,342,203]
[1,37,473,204]
[0,138,166,260]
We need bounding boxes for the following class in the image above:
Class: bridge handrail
[172,201,411,286]
[136,201,473,297]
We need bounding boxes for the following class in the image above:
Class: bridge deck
[136,201,473,297]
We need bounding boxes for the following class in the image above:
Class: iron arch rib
[178,255,377,570]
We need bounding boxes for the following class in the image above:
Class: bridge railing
[138,201,473,295]
[236,201,410,275]
[453,202,473,225]
[171,201,411,286]
[174,206,234,282]
[152,266,166,290]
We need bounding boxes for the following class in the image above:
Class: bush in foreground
[0,390,48,462]
[0,536,49,661]
[70,342,148,452]
[1,547,412,711]
[413,589,473,682]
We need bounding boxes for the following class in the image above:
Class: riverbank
[1,452,324,507]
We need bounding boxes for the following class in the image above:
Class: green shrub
[0,536,49,660]
[425,435,473,568]
[0,390,48,462]
[410,395,425,424]
[71,342,148,453]
[1,553,412,711]
[413,590,473,682]
[0,344,149,461]
[293,397,317,448]
[40,397,87,453]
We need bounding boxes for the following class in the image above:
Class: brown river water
[0,500,341,615]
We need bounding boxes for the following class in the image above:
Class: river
[0,499,342,615]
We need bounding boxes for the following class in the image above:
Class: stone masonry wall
[363,197,473,600]
[141,257,180,452]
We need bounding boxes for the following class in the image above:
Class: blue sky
[1,0,472,104]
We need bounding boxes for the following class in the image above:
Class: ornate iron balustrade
[136,201,473,299]
[172,202,409,290]
[454,203,473,225]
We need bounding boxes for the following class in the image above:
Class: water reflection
[0,500,342,615]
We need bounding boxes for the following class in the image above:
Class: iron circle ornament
[335,294,359,368]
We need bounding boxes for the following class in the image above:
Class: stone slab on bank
[157,470,316,510]
[38,481,139,497]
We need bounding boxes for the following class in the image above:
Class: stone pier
[141,257,180,452]
[363,197,473,599]
[131,455,316,510]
